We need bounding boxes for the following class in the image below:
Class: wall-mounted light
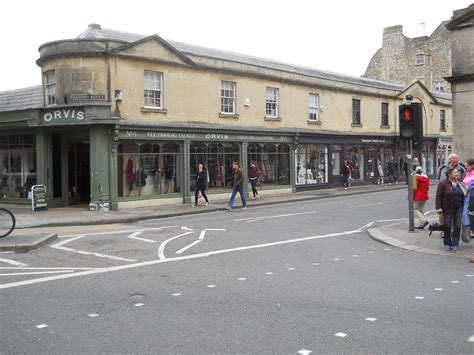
[244,98,251,107]
[115,90,124,102]
[320,105,324,112]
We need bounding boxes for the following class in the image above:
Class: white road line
[0,270,74,276]
[0,227,364,290]
[468,335,474,342]
[52,235,85,247]
[0,258,29,267]
[0,267,97,270]
[36,324,48,329]
[158,231,194,260]
[415,296,424,300]
[334,332,347,338]
[59,225,180,238]
[234,211,318,223]
[181,226,194,231]
[359,202,384,207]
[198,230,207,240]
[88,313,99,318]
[126,231,156,243]
[365,317,377,322]
[175,240,202,254]
[297,349,312,355]
[375,218,407,223]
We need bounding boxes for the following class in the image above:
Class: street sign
[31,185,47,211]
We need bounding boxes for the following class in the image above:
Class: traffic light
[399,103,423,150]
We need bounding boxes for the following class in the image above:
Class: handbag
[428,222,449,236]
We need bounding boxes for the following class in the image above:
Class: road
[1,189,473,354]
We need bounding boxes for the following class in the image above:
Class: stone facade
[446,4,474,161]
[364,23,452,93]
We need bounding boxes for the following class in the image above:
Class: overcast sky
[0,0,469,91]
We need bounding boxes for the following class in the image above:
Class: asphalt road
[1,189,473,354]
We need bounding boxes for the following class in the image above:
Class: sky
[0,0,470,91]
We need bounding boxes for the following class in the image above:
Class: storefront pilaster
[35,130,53,203]
[183,140,191,203]
[90,126,112,211]
[241,142,248,195]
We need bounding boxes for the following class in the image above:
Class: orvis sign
[41,108,85,124]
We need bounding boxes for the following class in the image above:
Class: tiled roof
[0,86,42,113]
[78,26,404,91]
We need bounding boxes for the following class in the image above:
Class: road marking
[158,231,194,260]
[368,251,375,254]
[181,226,194,231]
[175,240,201,254]
[468,336,474,342]
[333,258,340,261]
[352,255,358,257]
[126,231,156,243]
[134,303,144,307]
[287,268,295,270]
[265,272,274,275]
[297,349,312,355]
[60,225,180,238]
[36,324,48,329]
[375,218,406,223]
[334,332,347,338]
[365,317,377,322]
[312,263,320,265]
[0,227,364,290]
[206,285,216,288]
[466,275,474,277]
[172,293,181,296]
[359,202,384,207]
[384,248,391,251]
[434,288,443,291]
[234,211,318,223]
[0,267,97,270]
[415,296,424,300]
[238,278,247,281]
[451,280,459,284]
[51,236,137,262]
[88,313,99,318]
[175,228,226,255]
[0,258,28,267]
[0,270,74,276]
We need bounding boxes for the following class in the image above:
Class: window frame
[415,54,426,66]
[44,70,56,106]
[220,80,236,114]
[143,70,163,109]
[308,93,320,122]
[265,87,279,118]
[440,109,446,130]
[381,102,389,127]
[352,99,361,125]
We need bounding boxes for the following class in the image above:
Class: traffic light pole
[406,139,415,232]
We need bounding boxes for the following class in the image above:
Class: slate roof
[78,26,405,91]
[0,86,42,113]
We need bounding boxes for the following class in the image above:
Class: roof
[0,86,43,113]
[78,25,404,92]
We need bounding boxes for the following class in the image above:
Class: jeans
[444,208,462,248]
[228,187,247,208]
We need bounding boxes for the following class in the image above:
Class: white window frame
[144,70,163,108]
[381,102,389,126]
[435,82,445,92]
[220,80,236,114]
[308,93,319,121]
[415,54,425,66]
[266,87,279,118]
[440,110,446,130]
[44,70,56,106]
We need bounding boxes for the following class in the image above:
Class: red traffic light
[402,106,413,121]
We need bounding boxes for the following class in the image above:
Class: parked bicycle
[0,208,15,238]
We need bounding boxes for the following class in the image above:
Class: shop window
[144,70,163,108]
[421,146,434,175]
[117,141,180,197]
[332,145,342,176]
[0,135,37,200]
[377,147,393,182]
[190,142,240,191]
[248,143,290,187]
[345,145,364,180]
[221,80,236,114]
[44,70,56,106]
[296,144,328,185]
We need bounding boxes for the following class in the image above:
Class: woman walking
[249,161,260,199]
[413,166,429,229]
[436,167,466,251]
[192,163,209,207]
[226,162,247,210]
[341,160,352,190]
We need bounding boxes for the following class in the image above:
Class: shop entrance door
[68,143,90,205]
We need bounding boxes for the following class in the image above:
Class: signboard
[31,185,47,211]
[41,108,85,124]
[69,94,106,102]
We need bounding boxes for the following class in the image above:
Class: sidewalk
[2,182,473,259]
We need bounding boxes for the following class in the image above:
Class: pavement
[1,182,473,259]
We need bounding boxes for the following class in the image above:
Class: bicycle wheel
[0,208,15,238]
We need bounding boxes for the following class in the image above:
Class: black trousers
[194,186,209,205]
[250,178,259,197]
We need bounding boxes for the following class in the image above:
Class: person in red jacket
[414,166,429,229]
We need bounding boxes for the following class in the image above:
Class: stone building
[446,4,474,161]
[0,24,452,210]
[364,23,452,93]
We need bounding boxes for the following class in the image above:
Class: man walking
[437,153,466,181]
[387,156,398,184]
[226,162,247,210]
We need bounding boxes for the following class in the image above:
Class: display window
[421,145,435,175]
[0,135,36,200]
[248,143,291,187]
[295,144,328,185]
[117,141,180,197]
[344,145,364,180]
[190,142,239,191]
[377,146,393,182]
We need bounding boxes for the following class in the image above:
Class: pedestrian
[387,156,398,184]
[463,158,474,186]
[413,166,429,229]
[435,167,467,251]
[249,161,260,199]
[462,159,474,239]
[437,153,466,181]
[226,162,247,210]
[341,159,352,190]
[192,163,209,207]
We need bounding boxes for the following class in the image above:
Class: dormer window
[44,70,56,106]
[415,54,426,66]
[435,82,445,92]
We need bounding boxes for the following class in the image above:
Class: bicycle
[0,208,16,238]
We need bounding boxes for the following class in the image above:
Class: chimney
[88,23,101,30]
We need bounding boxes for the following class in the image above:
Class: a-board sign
[31,185,47,211]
